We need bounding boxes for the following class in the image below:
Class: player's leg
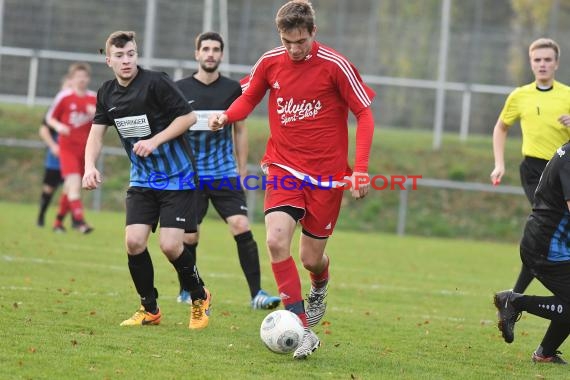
[299,233,329,328]
[120,187,161,326]
[37,169,61,227]
[495,248,570,363]
[66,152,92,233]
[177,189,209,304]
[265,209,302,318]
[121,223,161,326]
[514,158,547,292]
[159,190,210,329]
[300,186,343,328]
[53,149,74,231]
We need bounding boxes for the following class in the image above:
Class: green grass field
[0,201,567,379]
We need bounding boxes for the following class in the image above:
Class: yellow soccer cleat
[120,306,161,326]
[189,288,212,330]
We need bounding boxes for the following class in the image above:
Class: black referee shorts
[125,186,197,233]
[519,156,548,204]
[520,247,570,304]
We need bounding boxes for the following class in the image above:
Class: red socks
[310,256,330,289]
[271,256,308,327]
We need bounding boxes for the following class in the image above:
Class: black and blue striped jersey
[93,67,196,190]
[522,141,570,261]
[176,74,242,179]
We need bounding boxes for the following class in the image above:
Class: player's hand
[490,166,504,186]
[50,145,60,157]
[349,172,370,199]
[133,138,157,157]
[86,104,96,118]
[559,114,570,127]
[56,124,71,136]
[208,113,227,131]
[82,168,102,190]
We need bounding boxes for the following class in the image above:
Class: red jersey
[229,41,375,179]
[46,89,97,150]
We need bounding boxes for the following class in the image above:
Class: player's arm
[83,123,108,190]
[490,119,509,185]
[558,114,570,127]
[350,107,375,199]
[132,111,197,157]
[38,123,59,156]
[233,120,249,177]
[210,72,268,130]
[46,116,71,136]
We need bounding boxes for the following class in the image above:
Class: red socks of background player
[53,195,86,229]
[54,194,70,228]
[69,199,85,224]
[271,256,308,327]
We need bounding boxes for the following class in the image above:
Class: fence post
[460,89,472,141]
[397,183,409,236]
[27,53,39,107]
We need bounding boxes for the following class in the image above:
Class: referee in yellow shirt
[491,38,570,294]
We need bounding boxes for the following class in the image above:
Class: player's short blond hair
[275,0,315,34]
[529,38,560,61]
[67,62,91,76]
[104,30,137,56]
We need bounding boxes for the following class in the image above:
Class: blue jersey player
[176,31,280,310]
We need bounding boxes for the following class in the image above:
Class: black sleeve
[93,85,113,126]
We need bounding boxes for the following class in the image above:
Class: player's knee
[159,240,182,257]
[184,232,199,245]
[266,234,289,257]
[299,255,321,272]
[125,236,146,254]
[228,215,250,234]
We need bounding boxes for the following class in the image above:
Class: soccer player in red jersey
[46,63,97,233]
[209,0,375,359]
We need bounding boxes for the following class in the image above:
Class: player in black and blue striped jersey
[83,30,211,330]
[176,31,280,310]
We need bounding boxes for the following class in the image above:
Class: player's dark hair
[275,0,315,34]
[105,31,137,56]
[195,32,224,52]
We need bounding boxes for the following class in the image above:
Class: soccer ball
[259,310,304,354]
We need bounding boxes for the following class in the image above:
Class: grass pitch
[0,201,566,379]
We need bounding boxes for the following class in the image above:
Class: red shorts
[264,165,343,237]
[59,147,85,178]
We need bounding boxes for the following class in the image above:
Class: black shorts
[43,168,63,188]
[519,156,548,204]
[196,177,248,224]
[520,247,570,304]
[125,187,197,233]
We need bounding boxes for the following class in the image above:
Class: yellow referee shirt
[500,80,570,160]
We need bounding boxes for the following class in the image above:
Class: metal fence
[4,0,563,149]
[0,137,526,236]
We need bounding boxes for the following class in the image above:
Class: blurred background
[2,0,570,141]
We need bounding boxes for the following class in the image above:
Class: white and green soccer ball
[260,310,304,354]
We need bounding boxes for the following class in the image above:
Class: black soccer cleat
[493,289,522,344]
